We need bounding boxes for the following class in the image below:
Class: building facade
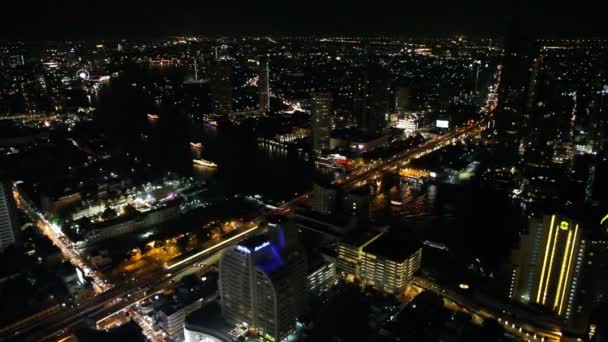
[210,61,233,115]
[358,61,391,134]
[0,180,20,251]
[337,231,421,294]
[258,56,270,114]
[219,233,306,342]
[509,214,594,333]
[158,299,204,341]
[311,183,338,215]
[311,92,332,153]
[307,261,336,295]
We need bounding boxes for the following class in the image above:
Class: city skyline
[0,5,607,341]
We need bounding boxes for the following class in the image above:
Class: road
[412,276,563,342]
[13,189,112,294]
[334,119,487,190]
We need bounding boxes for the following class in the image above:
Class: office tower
[41,61,64,112]
[219,232,306,342]
[494,4,537,165]
[523,70,572,166]
[337,231,422,294]
[311,92,333,153]
[258,56,270,114]
[358,61,391,134]
[509,214,594,331]
[210,61,233,115]
[0,180,20,251]
[395,86,411,113]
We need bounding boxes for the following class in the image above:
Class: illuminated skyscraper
[258,56,270,114]
[210,61,233,115]
[0,180,20,251]
[219,231,306,341]
[509,214,593,329]
[311,92,332,153]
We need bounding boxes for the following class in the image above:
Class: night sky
[1,0,606,39]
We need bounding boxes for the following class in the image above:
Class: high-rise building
[210,61,233,115]
[258,56,270,114]
[494,4,537,165]
[41,61,64,112]
[311,92,332,153]
[311,183,338,215]
[218,231,307,342]
[0,180,20,251]
[509,214,594,331]
[357,61,391,134]
[395,86,411,113]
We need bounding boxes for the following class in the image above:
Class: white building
[219,233,307,342]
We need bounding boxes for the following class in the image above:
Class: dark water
[188,124,313,202]
[94,64,313,203]
[373,179,526,283]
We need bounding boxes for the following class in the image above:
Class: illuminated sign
[237,242,270,254]
[436,120,449,128]
[236,246,250,254]
[254,241,270,252]
[560,221,569,231]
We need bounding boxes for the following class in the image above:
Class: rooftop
[237,234,271,252]
[184,301,232,342]
[363,232,421,262]
[341,230,384,249]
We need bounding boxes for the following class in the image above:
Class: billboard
[436,120,449,128]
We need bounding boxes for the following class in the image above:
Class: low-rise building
[184,301,234,342]
[157,273,219,341]
[337,230,422,295]
[360,233,422,294]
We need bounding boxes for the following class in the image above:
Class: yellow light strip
[554,228,572,310]
[359,231,385,252]
[601,214,608,225]
[166,225,259,269]
[543,226,561,304]
[558,224,578,315]
[537,215,556,303]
